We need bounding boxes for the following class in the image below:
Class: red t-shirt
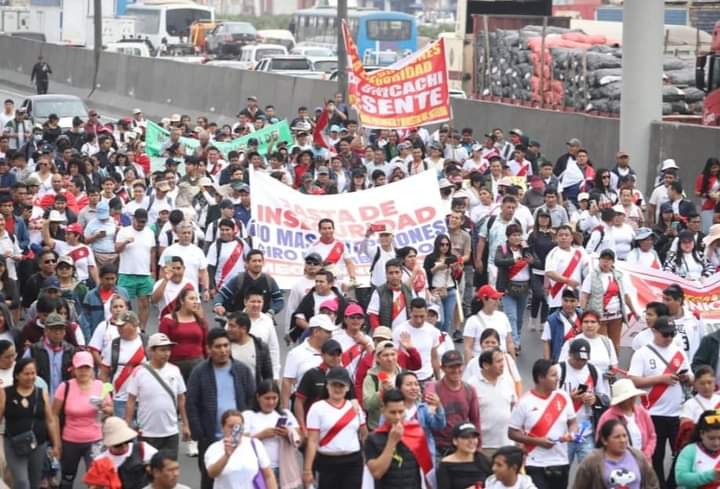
[158,316,207,361]
[695,174,719,211]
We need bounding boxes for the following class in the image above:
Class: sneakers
[452,330,464,343]
[186,439,199,457]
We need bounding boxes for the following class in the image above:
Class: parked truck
[696,21,720,126]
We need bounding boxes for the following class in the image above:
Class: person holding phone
[242,380,301,483]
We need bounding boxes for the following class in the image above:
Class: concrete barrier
[1,34,719,194]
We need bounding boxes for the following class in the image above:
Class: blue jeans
[502,292,528,346]
[439,287,457,332]
[568,433,595,464]
[114,400,127,420]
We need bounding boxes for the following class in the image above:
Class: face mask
[33,134,42,142]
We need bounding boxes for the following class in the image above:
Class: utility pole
[89,0,102,96]
[337,0,348,101]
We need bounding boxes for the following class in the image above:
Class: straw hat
[610,379,646,406]
[102,416,138,446]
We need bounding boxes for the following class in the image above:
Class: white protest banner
[250,170,448,289]
[616,261,720,347]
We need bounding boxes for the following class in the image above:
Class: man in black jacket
[30,55,52,94]
[186,327,255,489]
[25,312,76,397]
[692,328,720,373]
[289,269,347,342]
[226,311,273,386]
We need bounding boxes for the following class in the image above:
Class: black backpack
[110,335,148,379]
[558,361,610,427]
[117,441,149,489]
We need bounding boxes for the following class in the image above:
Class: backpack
[117,441,149,489]
[369,245,397,276]
[110,335,148,379]
[558,361,610,427]
[226,272,272,312]
[584,225,605,250]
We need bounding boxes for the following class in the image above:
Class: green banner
[145,120,294,158]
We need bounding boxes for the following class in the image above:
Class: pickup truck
[254,55,325,79]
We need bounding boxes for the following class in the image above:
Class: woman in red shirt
[695,157,720,233]
[158,287,208,381]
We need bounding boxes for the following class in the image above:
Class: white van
[125,2,214,49]
[257,29,296,50]
[238,43,288,70]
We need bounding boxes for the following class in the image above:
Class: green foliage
[418,23,455,39]
[219,15,293,31]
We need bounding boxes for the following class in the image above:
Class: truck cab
[697,21,720,126]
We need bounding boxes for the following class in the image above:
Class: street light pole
[337,0,348,100]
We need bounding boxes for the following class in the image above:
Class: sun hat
[103,417,138,446]
[610,379,646,406]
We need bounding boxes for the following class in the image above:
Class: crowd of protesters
[1,91,720,489]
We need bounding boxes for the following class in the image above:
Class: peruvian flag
[313,104,332,148]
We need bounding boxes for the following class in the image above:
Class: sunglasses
[44,259,57,264]
[348,314,364,320]
[661,331,676,338]
[305,260,321,266]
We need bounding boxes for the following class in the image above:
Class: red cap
[66,223,83,235]
[476,284,503,300]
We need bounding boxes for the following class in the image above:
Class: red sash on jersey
[550,250,582,298]
[652,258,660,269]
[562,315,582,341]
[319,404,357,447]
[391,290,406,320]
[160,282,194,316]
[217,240,244,289]
[375,420,433,474]
[508,258,528,279]
[341,343,364,368]
[603,276,620,308]
[573,374,594,412]
[324,241,345,265]
[412,269,426,293]
[642,350,685,409]
[113,345,145,392]
[516,162,530,177]
[68,246,90,262]
[526,392,567,452]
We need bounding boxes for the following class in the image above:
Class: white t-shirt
[674,309,705,361]
[392,321,440,381]
[249,313,280,379]
[242,409,299,468]
[626,249,661,269]
[558,333,617,393]
[94,441,157,469]
[284,276,315,331]
[282,339,321,384]
[625,413,643,452]
[88,319,120,353]
[204,436,271,489]
[367,288,409,329]
[101,336,145,401]
[158,244,207,287]
[126,362,186,437]
[558,362,607,431]
[466,371,516,448]
[207,239,247,287]
[484,474,537,489]
[116,225,155,276]
[306,400,365,454]
[0,232,21,280]
[628,342,689,416]
[681,393,720,422]
[151,278,196,314]
[366,245,396,288]
[53,241,96,282]
[649,185,670,220]
[463,310,512,355]
[544,246,589,308]
[509,389,575,467]
[610,224,635,260]
[307,239,351,281]
[332,329,369,381]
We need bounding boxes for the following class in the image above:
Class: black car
[205,22,257,56]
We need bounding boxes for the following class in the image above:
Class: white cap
[308,314,337,332]
[48,210,67,223]
[577,192,590,201]
[661,158,678,171]
[147,333,177,349]
[612,204,626,215]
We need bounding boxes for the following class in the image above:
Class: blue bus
[290,7,417,65]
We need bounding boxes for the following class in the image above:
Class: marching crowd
[1,92,720,489]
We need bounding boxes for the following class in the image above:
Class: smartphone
[369,223,386,233]
[677,369,688,376]
[231,424,242,447]
[671,221,680,230]
[276,416,288,428]
[576,384,588,394]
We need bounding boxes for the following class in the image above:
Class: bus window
[166,8,211,37]
[130,10,161,34]
[366,19,411,41]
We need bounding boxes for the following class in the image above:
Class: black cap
[653,316,676,334]
[305,252,322,264]
[678,230,695,242]
[248,138,259,146]
[219,199,234,209]
[165,158,178,166]
[133,208,148,220]
[325,367,352,386]
[600,207,616,222]
[451,422,480,438]
[569,338,591,360]
[441,350,463,367]
[321,339,342,355]
[562,288,578,300]
[169,209,184,225]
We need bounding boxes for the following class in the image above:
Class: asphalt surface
[0,81,632,488]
